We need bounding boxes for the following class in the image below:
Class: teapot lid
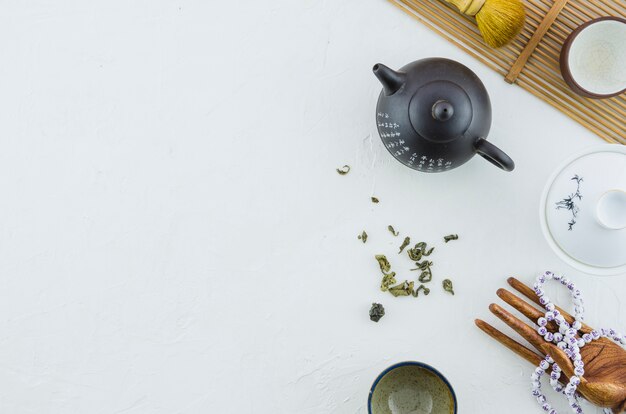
[408,81,473,143]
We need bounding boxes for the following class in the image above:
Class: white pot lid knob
[596,190,626,230]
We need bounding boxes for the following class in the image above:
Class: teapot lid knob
[431,100,454,121]
[408,81,473,143]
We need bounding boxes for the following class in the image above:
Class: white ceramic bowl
[560,17,626,98]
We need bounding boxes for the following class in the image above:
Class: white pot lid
[540,144,626,276]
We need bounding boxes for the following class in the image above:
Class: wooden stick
[475,319,567,381]
[507,277,594,332]
[516,77,623,144]
[524,1,570,38]
[522,51,626,120]
[505,0,569,83]
[506,277,624,344]
[524,59,626,120]
[519,83,623,143]
[475,319,544,363]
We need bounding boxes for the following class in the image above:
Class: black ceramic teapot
[373,58,514,173]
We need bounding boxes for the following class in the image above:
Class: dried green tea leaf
[443,279,455,295]
[336,165,350,175]
[389,280,414,297]
[412,284,431,297]
[358,231,368,243]
[407,247,422,261]
[375,255,391,273]
[444,234,459,243]
[388,225,399,236]
[418,268,432,283]
[411,260,433,271]
[371,197,379,203]
[407,242,434,260]
[398,237,411,254]
[380,271,397,292]
[407,242,423,260]
[369,303,385,322]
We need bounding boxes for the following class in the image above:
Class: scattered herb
[411,260,433,271]
[369,303,385,322]
[398,237,411,254]
[367,230,458,301]
[442,279,455,295]
[555,175,583,231]
[407,249,421,261]
[358,231,368,243]
[412,258,434,283]
[444,234,459,243]
[336,165,350,175]
[371,197,379,203]
[418,268,432,283]
[375,255,398,292]
[407,242,423,261]
[389,280,414,297]
[380,271,397,292]
[412,284,431,297]
[407,242,434,261]
[375,255,391,273]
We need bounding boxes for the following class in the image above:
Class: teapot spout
[373,63,406,96]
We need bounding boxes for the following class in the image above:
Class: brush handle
[444,0,486,16]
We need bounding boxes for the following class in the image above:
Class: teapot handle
[474,138,515,172]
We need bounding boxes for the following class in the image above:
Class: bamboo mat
[389,0,626,144]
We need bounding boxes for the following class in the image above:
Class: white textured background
[0,1,624,413]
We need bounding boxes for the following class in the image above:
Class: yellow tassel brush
[444,0,526,48]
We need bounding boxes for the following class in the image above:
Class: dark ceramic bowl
[368,361,457,414]
[560,17,626,99]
